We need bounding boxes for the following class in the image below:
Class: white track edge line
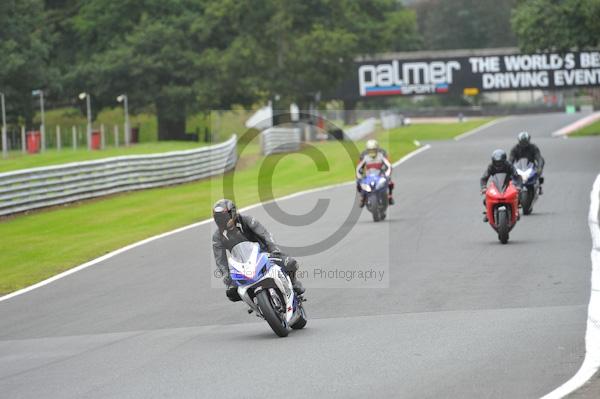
[453,118,508,141]
[541,173,600,399]
[0,144,432,303]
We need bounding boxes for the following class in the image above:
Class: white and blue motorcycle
[228,241,307,337]
[359,170,389,222]
[513,157,540,215]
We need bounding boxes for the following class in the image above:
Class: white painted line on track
[541,173,600,399]
[0,144,432,303]
[453,118,508,141]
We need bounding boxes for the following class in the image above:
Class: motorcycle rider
[356,139,394,207]
[480,149,523,222]
[509,131,545,195]
[211,199,305,302]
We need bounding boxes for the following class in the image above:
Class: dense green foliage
[0,0,57,125]
[3,0,584,142]
[39,0,420,140]
[414,0,517,50]
[512,0,600,52]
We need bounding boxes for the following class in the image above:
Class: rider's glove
[226,286,242,302]
[223,275,232,286]
[480,187,486,195]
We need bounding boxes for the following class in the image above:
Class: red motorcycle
[485,173,520,244]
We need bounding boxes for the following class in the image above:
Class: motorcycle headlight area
[361,183,372,192]
[229,256,268,282]
[375,177,387,190]
[518,168,532,182]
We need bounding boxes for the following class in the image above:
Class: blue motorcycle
[359,170,389,222]
[513,157,540,215]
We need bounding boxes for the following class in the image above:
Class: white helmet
[366,139,379,151]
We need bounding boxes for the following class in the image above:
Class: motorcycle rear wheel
[372,210,381,222]
[257,290,289,337]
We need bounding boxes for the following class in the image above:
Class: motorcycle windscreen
[488,173,509,193]
[230,241,259,263]
[514,157,533,171]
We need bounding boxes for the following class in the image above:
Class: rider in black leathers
[211,199,304,302]
[509,131,545,194]
[480,149,523,222]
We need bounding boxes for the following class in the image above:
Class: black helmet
[518,131,530,145]
[213,199,237,231]
[491,149,507,168]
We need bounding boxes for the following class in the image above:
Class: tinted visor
[367,149,377,158]
[492,160,504,168]
[213,210,232,230]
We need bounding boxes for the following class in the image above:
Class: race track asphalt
[0,112,598,398]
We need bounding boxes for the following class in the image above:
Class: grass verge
[571,119,600,137]
[0,120,491,295]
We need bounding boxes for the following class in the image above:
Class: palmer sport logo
[358,60,461,96]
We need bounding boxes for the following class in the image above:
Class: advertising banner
[337,51,600,99]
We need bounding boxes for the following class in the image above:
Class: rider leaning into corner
[508,131,545,195]
[480,149,523,222]
[356,139,394,207]
[211,199,305,302]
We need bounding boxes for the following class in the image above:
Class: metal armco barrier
[0,135,237,216]
[262,127,302,155]
[380,112,404,130]
[345,118,378,141]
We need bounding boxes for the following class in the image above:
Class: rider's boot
[359,195,366,208]
[290,275,305,295]
[388,194,395,205]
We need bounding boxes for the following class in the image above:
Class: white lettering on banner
[482,71,549,89]
[469,57,500,73]
[554,69,600,86]
[503,54,567,71]
[358,64,376,96]
[376,64,394,87]
[504,54,566,71]
[401,85,436,95]
[565,53,576,69]
[358,60,460,96]
[581,52,600,68]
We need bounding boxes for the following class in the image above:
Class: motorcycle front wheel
[257,290,289,337]
[291,303,307,330]
[497,209,510,244]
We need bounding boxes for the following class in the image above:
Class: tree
[51,0,255,140]
[414,0,517,50]
[512,0,600,52]
[47,0,420,139]
[0,0,56,126]
[229,0,421,109]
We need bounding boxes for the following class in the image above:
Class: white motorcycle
[513,157,540,215]
[228,241,307,337]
